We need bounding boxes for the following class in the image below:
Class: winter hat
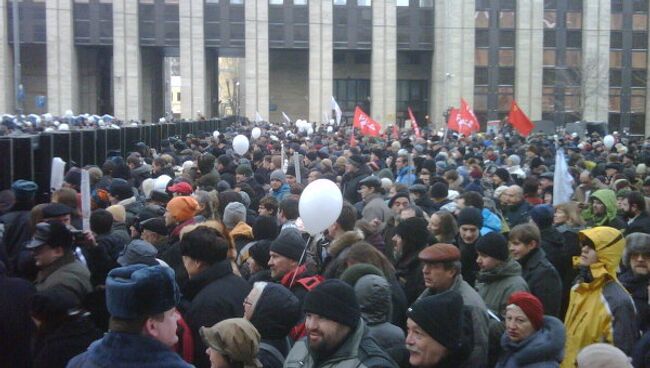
[200,318,262,368]
[109,178,133,200]
[457,207,483,228]
[106,205,127,223]
[430,182,449,199]
[166,196,199,222]
[303,279,360,329]
[217,180,232,192]
[249,240,272,269]
[494,168,511,183]
[236,164,254,178]
[507,155,521,166]
[168,182,193,195]
[270,229,306,261]
[106,264,180,320]
[348,155,365,167]
[64,168,82,188]
[407,291,464,352]
[340,263,386,286]
[395,217,430,248]
[31,287,80,321]
[224,202,247,229]
[11,180,38,201]
[576,343,633,368]
[475,232,509,261]
[140,217,169,236]
[117,240,159,267]
[250,283,301,339]
[623,233,650,268]
[270,169,286,183]
[507,292,544,330]
[530,204,554,229]
[388,192,410,208]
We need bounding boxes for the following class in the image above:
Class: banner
[508,100,535,137]
[447,99,480,136]
[50,157,66,192]
[282,111,291,124]
[353,106,381,137]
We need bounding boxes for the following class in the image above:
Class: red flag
[447,99,480,136]
[508,100,535,137]
[353,106,382,137]
[408,107,421,138]
[350,127,357,147]
[392,124,399,140]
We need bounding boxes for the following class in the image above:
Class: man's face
[592,198,606,216]
[419,170,431,185]
[358,185,372,201]
[540,178,552,189]
[396,158,406,169]
[148,308,180,347]
[286,175,296,185]
[307,171,320,183]
[459,225,480,244]
[44,214,72,226]
[235,173,246,183]
[492,174,503,186]
[579,173,591,186]
[243,287,262,320]
[406,318,448,367]
[476,252,501,271]
[621,198,636,218]
[428,214,441,234]
[305,313,351,354]
[153,163,162,173]
[141,229,160,244]
[258,205,272,216]
[268,251,297,279]
[422,262,455,291]
[605,168,618,177]
[32,244,64,268]
[630,253,650,276]
[270,179,282,190]
[391,197,410,215]
[505,189,519,205]
[400,208,416,220]
[508,239,535,260]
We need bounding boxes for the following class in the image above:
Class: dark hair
[509,223,541,245]
[460,191,483,210]
[523,177,540,196]
[253,216,279,241]
[344,241,396,277]
[217,155,233,167]
[46,220,74,250]
[90,209,114,235]
[279,198,299,220]
[126,153,142,167]
[180,227,229,264]
[259,196,279,215]
[627,191,647,212]
[337,203,358,232]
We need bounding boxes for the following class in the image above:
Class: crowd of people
[2,119,650,368]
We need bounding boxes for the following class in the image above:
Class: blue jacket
[66,332,192,368]
[395,166,416,186]
[496,316,565,368]
[271,184,291,202]
[481,209,503,235]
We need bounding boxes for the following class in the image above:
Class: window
[230,0,243,4]
[333,0,346,5]
[269,0,283,4]
[419,0,433,7]
[357,0,371,6]
[294,0,307,4]
[396,0,409,6]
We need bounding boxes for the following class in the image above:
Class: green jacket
[475,258,529,316]
[284,319,397,368]
[34,252,92,304]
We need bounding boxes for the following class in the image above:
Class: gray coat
[419,274,490,368]
[496,316,565,368]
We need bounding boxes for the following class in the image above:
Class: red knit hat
[507,291,544,330]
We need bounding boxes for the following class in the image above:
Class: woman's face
[505,305,536,343]
[428,214,441,235]
[553,209,568,225]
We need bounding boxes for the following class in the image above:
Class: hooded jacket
[361,193,393,228]
[271,183,291,202]
[481,208,503,235]
[581,189,627,230]
[496,316,566,368]
[476,258,529,315]
[561,227,638,368]
[322,230,365,279]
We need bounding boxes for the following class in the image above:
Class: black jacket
[395,252,425,305]
[0,205,32,275]
[456,235,480,288]
[518,248,563,317]
[180,260,251,368]
[32,316,102,368]
[539,226,574,309]
[620,271,650,334]
[627,212,650,236]
[341,166,371,205]
[0,261,35,368]
[503,201,532,228]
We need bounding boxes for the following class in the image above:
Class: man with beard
[284,280,397,368]
[619,232,650,334]
[502,185,532,228]
[622,191,650,235]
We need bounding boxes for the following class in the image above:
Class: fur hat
[623,233,650,268]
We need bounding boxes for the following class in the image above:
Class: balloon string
[289,234,312,289]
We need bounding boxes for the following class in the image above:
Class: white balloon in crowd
[233,134,250,155]
[299,179,343,235]
[64,110,74,119]
[58,123,70,131]
[251,127,261,139]
[327,126,333,133]
[603,135,615,149]
[213,130,220,138]
[154,175,172,192]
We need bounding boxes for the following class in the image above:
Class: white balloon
[307,127,314,135]
[299,179,343,235]
[64,110,74,118]
[233,134,250,155]
[603,135,615,149]
[251,127,261,139]
[213,130,220,138]
[154,175,172,191]
[44,127,55,132]
[327,126,333,133]
[58,123,70,131]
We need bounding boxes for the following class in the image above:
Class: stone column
[113,0,142,121]
[431,0,475,129]
[646,15,650,135]
[582,0,610,123]
[46,0,79,115]
[0,1,13,113]
[180,0,209,120]
[244,0,269,120]
[515,0,543,120]
[370,0,397,125]
[309,0,333,124]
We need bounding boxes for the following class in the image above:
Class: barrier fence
[0,119,228,196]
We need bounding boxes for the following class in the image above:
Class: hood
[583,189,618,226]
[480,208,502,235]
[250,284,301,339]
[477,258,522,283]
[354,274,391,324]
[230,220,253,240]
[329,230,364,257]
[501,316,565,366]
[577,226,625,279]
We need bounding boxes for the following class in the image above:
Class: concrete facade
[515,0,544,120]
[308,0,333,124]
[371,0,397,125]
[431,0,475,129]
[180,0,209,120]
[269,50,308,122]
[46,0,79,116]
[582,0,610,123]
[113,0,143,121]
[0,1,13,114]
[244,0,269,121]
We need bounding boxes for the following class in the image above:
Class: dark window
[500,30,516,48]
[632,70,648,87]
[633,32,648,49]
[543,69,556,85]
[610,69,623,87]
[611,32,623,49]
[475,30,489,47]
[566,30,582,48]
[354,52,370,64]
[499,67,515,85]
[475,67,488,85]
[544,30,556,47]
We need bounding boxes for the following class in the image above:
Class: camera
[70,230,85,242]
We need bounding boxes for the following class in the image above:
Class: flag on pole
[255,112,264,123]
[353,106,382,137]
[553,148,574,206]
[331,96,342,125]
[282,111,291,124]
[447,99,480,136]
[508,100,535,137]
[407,107,421,138]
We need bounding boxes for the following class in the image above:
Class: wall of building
[269,49,308,122]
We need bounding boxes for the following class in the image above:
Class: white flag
[331,96,342,125]
[255,111,264,123]
[81,169,91,231]
[553,148,574,206]
[50,157,66,192]
[282,111,291,124]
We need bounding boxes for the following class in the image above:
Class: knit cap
[109,178,133,200]
[270,229,306,261]
[530,204,554,229]
[407,291,464,352]
[457,207,483,228]
[303,279,360,329]
[507,291,544,330]
[166,196,199,223]
[12,180,38,201]
[576,343,633,368]
[270,170,286,183]
[430,182,449,199]
[475,232,509,261]
[224,202,247,229]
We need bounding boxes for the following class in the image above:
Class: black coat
[456,235,480,288]
[0,261,36,368]
[503,201,532,228]
[539,227,574,305]
[620,271,650,334]
[180,260,251,368]
[0,205,32,275]
[32,316,102,368]
[627,212,650,236]
[341,166,371,205]
[395,252,425,305]
[518,248,563,318]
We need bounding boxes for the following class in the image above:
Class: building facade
[0,0,648,134]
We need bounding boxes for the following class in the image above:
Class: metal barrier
[0,119,227,194]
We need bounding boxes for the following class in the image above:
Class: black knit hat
[270,229,306,262]
[395,217,430,249]
[407,291,464,352]
[303,279,360,329]
[475,232,509,261]
[430,182,449,199]
[249,239,272,269]
[494,168,511,183]
[457,207,483,228]
[388,192,410,208]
